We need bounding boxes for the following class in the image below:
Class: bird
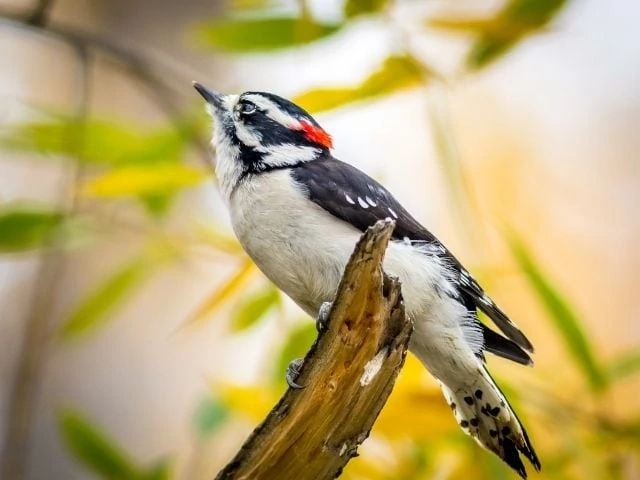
[194,82,541,478]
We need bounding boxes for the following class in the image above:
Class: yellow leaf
[185,260,256,327]
[214,383,278,422]
[80,163,206,198]
[294,55,426,114]
[59,258,151,340]
[374,356,455,440]
[196,223,245,256]
[427,16,506,35]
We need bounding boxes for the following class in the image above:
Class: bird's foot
[316,301,332,332]
[286,358,305,389]
[285,302,332,389]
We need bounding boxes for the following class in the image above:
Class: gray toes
[316,301,332,332]
[286,358,305,389]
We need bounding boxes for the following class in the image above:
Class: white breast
[229,169,481,381]
[230,170,357,315]
[229,170,461,321]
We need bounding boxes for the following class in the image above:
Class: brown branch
[216,219,413,480]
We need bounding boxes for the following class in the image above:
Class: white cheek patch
[260,144,320,167]
[234,123,263,148]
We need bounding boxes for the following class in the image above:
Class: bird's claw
[286,358,305,389]
[316,301,332,332]
[285,302,332,389]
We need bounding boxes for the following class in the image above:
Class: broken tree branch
[216,219,413,480]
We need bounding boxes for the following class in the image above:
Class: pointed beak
[193,82,226,110]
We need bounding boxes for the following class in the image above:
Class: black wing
[291,157,534,356]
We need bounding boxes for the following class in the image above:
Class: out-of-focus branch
[0,38,92,479]
[216,220,413,480]
[0,8,211,165]
[27,0,54,26]
[0,13,216,472]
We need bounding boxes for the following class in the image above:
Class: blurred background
[0,0,639,479]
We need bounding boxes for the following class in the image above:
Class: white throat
[212,125,242,202]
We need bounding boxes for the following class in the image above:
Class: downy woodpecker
[194,82,541,478]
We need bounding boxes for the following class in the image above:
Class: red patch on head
[297,120,333,149]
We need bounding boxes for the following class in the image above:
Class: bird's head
[194,82,332,199]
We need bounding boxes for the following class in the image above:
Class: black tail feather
[482,324,533,366]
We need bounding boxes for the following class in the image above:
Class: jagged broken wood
[216,219,413,480]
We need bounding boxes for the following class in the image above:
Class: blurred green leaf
[274,322,318,385]
[59,257,151,339]
[80,163,205,198]
[231,285,280,331]
[2,116,187,166]
[606,349,640,382]
[344,0,388,18]
[140,193,175,217]
[468,0,568,69]
[228,0,272,10]
[58,410,141,479]
[428,0,568,69]
[0,205,63,252]
[194,395,230,437]
[295,55,425,113]
[509,234,607,391]
[196,16,342,52]
[141,460,172,480]
[467,37,518,69]
[502,0,568,26]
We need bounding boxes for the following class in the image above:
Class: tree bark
[216,219,413,480]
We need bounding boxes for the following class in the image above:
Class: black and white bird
[194,82,541,478]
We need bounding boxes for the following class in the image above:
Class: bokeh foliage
[1,0,639,479]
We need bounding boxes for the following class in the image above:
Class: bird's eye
[239,102,256,115]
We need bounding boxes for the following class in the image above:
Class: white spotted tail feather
[440,367,541,478]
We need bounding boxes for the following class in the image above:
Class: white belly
[229,170,480,382]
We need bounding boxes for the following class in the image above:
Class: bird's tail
[439,367,541,478]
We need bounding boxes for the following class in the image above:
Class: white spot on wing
[345,194,355,205]
[360,348,388,386]
[357,197,369,208]
[365,196,377,207]
[388,207,398,219]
